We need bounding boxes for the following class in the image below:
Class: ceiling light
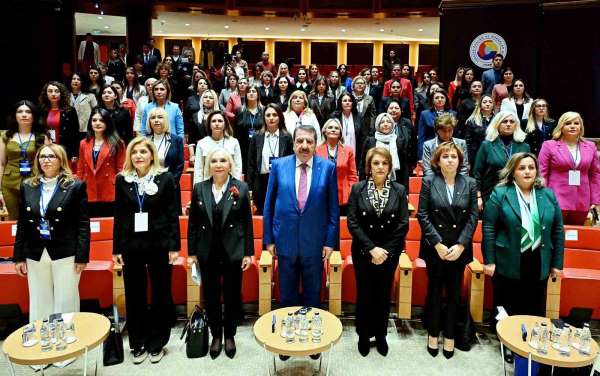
[300,28,306,32]
[100,10,104,15]
[104,25,110,29]
[379,28,385,32]
[264,27,270,31]
[341,29,347,32]
[185,23,191,26]
[97,16,103,19]
[224,25,230,29]
[418,28,424,32]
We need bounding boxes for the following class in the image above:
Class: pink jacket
[538,139,600,211]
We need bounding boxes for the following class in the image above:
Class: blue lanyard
[249,112,257,130]
[40,182,59,218]
[134,183,146,212]
[567,143,580,169]
[504,143,513,159]
[152,135,165,154]
[17,133,33,159]
[327,143,338,163]
[266,133,278,157]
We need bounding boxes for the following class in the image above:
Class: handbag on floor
[180,305,209,358]
[454,303,476,351]
[103,305,124,366]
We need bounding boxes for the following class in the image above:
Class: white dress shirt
[261,130,280,174]
[151,133,168,165]
[194,136,243,184]
[295,156,313,198]
[284,111,322,144]
[212,176,230,204]
[341,113,356,153]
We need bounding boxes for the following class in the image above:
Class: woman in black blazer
[184,77,211,134]
[99,85,134,145]
[39,81,81,159]
[522,98,556,156]
[113,137,180,364]
[247,104,293,214]
[273,76,292,112]
[258,71,275,106]
[308,77,335,128]
[347,147,409,357]
[13,143,90,322]
[234,86,264,175]
[417,141,478,359]
[188,148,254,359]
[145,107,185,212]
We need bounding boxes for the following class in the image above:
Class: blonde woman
[14,143,90,322]
[523,98,556,155]
[283,90,322,143]
[113,137,180,364]
[473,110,530,207]
[464,94,495,165]
[188,89,220,165]
[538,112,600,225]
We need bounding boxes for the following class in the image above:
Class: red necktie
[298,163,308,211]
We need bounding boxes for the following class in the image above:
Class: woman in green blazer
[473,110,530,208]
[482,152,564,319]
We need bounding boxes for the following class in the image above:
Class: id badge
[568,170,581,186]
[48,130,56,142]
[134,212,148,232]
[248,128,256,139]
[268,156,278,170]
[39,219,51,240]
[19,159,31,176]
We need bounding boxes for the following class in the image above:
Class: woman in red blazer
[316,118,358,214]
[538,111,600,225]
[77,108,125,217]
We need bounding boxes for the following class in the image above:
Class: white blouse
[193,136,243,184]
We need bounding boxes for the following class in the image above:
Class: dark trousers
[354,252,399,338]
[122,250,174,352]
[253,174,270,215]
[278,254,322,308]
[493,247,547,317]
[424,261,465,339]
[199,257,243,338]
[88,201,114,218]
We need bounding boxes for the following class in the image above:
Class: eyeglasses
[535,104,547,108]
[38,154,58,161]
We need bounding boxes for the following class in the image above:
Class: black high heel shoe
[375,337,389,356]
[358,337,370,357]
[427,336,439,358]
[209,336,222,359]
[224,337,236,359]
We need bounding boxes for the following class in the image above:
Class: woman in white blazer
[283,90,322,144]
[500,78,532,122]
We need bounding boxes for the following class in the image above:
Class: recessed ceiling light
[264,27,270,31]
[418,28,424,32]
[224,25,230,29]
[300,28,306,32]
[185,23,191,26]
[341,29,346,32]
[379,28,385,32]
[104,25,110,29]
[97,16,103,19]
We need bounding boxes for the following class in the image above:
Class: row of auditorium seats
[1,211,598,320]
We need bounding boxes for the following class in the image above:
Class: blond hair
[321,118,344,145]
[26,144,75,188]
[204,147,236,179]
[146,107,171,135]
[498,152,545,188]
[525,98,551,134]
[485,110,527,143]
[552,111,584,140]
[286,90,314,115]
[121,137,167,176]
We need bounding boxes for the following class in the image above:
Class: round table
[2,312,111,376]
[254,307,343,376]
[496,315,599,376]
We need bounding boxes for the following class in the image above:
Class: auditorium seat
[408,176,423,194]
[180,173,193,191]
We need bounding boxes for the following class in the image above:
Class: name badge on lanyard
[268,156,278,170]
[48,129,56,143]
[568,144,580,186]
[134,183,148,232]
[39,183,59,240]
[17,133,33,176]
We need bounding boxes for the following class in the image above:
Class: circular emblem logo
[469,33,508,68]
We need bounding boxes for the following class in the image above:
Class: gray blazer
[70,93,97,133]
[422,137,469,176]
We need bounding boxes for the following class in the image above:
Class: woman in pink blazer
[316,118,358,215]
[538,111,600,225]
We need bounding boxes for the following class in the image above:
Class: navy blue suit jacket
[263,155,340,258]
[160,133,184,183]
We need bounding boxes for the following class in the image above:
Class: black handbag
[103,305,124,366]
[455,303,476,352]
[180,305,209,358]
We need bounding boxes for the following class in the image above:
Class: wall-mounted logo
[469,33,508,68]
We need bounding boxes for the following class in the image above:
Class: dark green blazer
[482,184,564,280]
[473,138,530,201]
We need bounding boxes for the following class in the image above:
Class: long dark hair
[98,85,122,108]
[66,72,91,94]
[259,103,287,134]
[86,107,122,155]
[333,92,358,118]
[38,81,71,112]
[274,76,292,97]
[309,76,329,96]
[337,64,348,82]
[3,100,46,147]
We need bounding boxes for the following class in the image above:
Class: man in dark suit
[139,43,159,79]
[148,38,162,62]
[263,125,340,309]
[482,53,504,95]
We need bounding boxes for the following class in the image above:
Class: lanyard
[249,112,257,130]
[152,134,166,155]
[40,182,59,218]
[503,142,513,159]
[567,143,580,169]
[17,133,33,159]
[134,183,146,213]
[343,115,352,140]
[266,133,278,157]
[327,143,338,163]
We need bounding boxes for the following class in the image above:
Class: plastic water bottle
[40,319,52,352]
[559,325,571,356]
[293,313,301,334]
[538,323,548,355]
[529,322,540,350]
[311,312,322,343]
[284,313,295,343]
[298,312,309,343]
[54,319,67,351]
[570,327,582,350]
[579,323,592,356]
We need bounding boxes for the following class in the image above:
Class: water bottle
[54,319,67,351]
[293,313,301,334]
[570,327,582,350]
[40,319,52,352]
[559,325,571,356]
[284,313,295,343]
[311,312,322,343]
[529,322,540,350]
[579,323,592,356]
[298,313,309,343]
[551,324,562,345]
[538,323,548,355]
